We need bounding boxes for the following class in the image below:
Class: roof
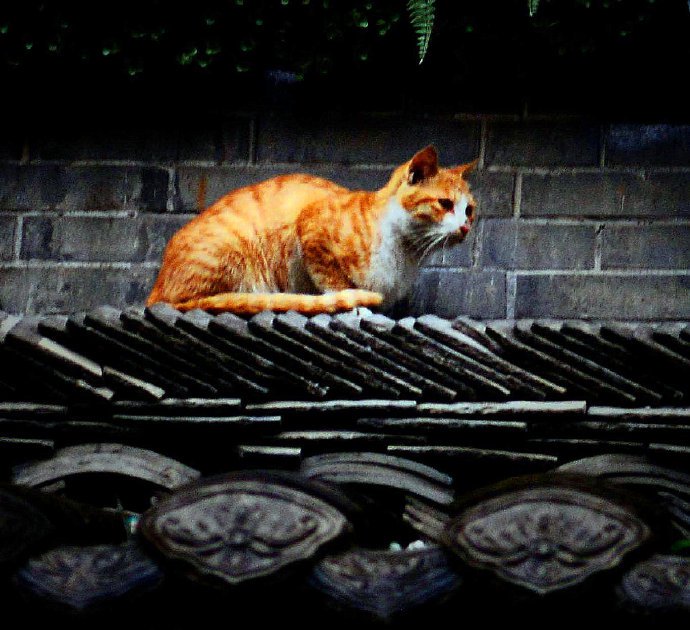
[1,306,689,622]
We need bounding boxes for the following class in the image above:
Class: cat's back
[199,173,350,228]
[150,173,353,302]
[163,173,352,258]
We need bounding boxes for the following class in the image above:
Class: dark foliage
[0,0,688,116]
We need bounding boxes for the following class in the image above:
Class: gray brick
[257,115,480,165]
[0,165,169,212]
[174,166,391,213]
[0,216,17,260]
[601,224,690,269]
[521,172,690,218]
[465,171,514,218]
[480,220,596,270]
[21,217,144,263]
[607,124,690,166]
[410,269,506,319]
[33,116,249,163]
[515,273,690,319]
[19,215,194,263]
[0,265,158,315]
[143,215,195,262]
[486,121,600,167]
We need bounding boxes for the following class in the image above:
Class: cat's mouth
[447,223,471,243]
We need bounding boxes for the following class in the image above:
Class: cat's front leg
[300,254,382,313]
[300,240,353,294]
[297,209,382,313]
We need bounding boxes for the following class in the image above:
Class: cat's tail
[162,289,383,315]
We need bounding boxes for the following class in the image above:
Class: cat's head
[391,145,478,249]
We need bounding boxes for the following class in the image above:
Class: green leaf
[528,0,540,17]
[407,0,435,64]
[671,539,690,553]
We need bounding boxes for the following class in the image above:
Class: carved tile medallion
[141,474,350,584]
[445,486,650,593]
[14,540,163,610]
[621,554,690,611]
[310,544,461,618]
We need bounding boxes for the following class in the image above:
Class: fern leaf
[528,0,540,17]
[407,0,435,64]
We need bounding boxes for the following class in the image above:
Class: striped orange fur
[147,146,478,315]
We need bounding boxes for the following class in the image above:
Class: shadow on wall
[0,114,689,320]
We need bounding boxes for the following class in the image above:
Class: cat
[146,145,477,315]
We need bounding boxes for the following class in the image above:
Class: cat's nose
[460,203,476,236]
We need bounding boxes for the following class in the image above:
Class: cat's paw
[325,289,383,313]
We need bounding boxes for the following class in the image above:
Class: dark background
[2,0,689,118]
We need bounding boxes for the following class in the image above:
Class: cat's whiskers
[409,226,448,261]
[410,232,435,258]
[420,234,440,259]
[431,232,449,259]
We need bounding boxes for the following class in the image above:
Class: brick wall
[1,113,688,320]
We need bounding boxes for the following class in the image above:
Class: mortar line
[478,118,488,169]
[166,166,176,213]
[3,210,199,221]
[248,115,259,164]
[13,215,23,260]
[472,219,485,268]
[0,261,162,270]
[599,123,607,169]
[506,272,517,319]
[594,222,604,271]
[485,165,690,175]
[464,217,690,226]
[508,269,690,276]
[11,210,140,219]
[512,172,522,218]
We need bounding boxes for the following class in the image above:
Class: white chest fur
[364,200,419,305]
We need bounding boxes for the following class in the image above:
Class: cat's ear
[407,145,439,185]
[451,158,480,178]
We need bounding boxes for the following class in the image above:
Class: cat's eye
[438,198,454,211]
[466,204,475,218]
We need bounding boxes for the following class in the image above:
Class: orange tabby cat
[147,145,477,314]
